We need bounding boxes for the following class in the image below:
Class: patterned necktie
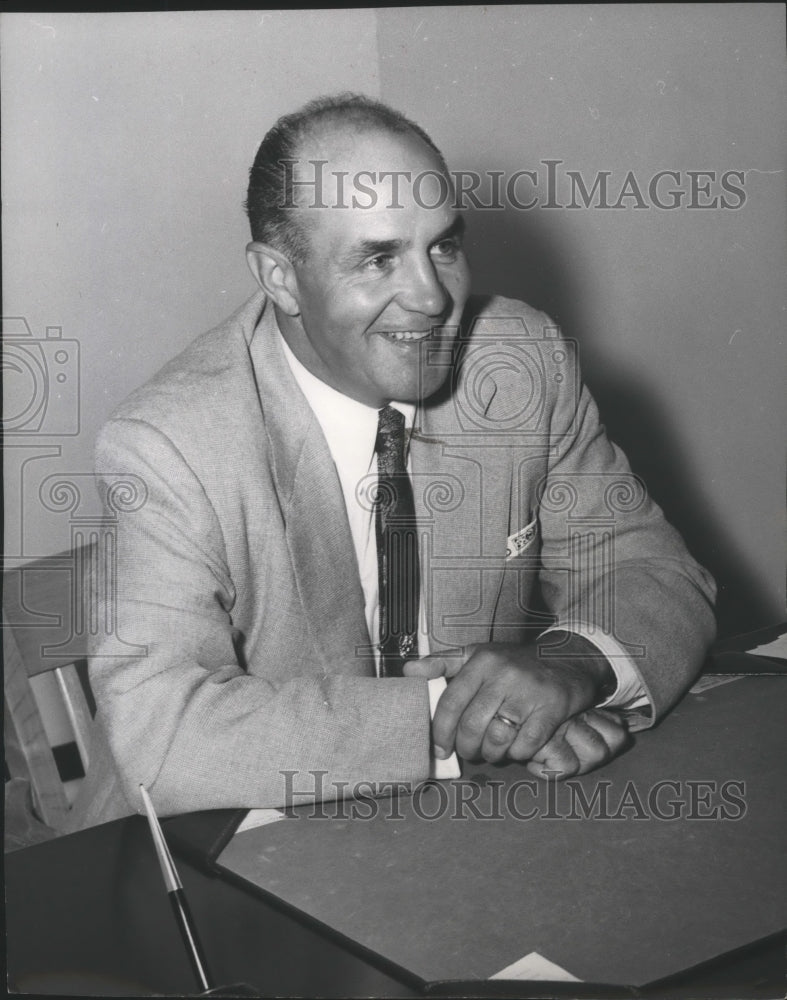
[375,405,420,677]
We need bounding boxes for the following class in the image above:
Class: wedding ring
[492,712,520,730]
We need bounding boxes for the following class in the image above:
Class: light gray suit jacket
[69,291,716,830]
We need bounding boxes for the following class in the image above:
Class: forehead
[300,122,442,176]
[292,125,456,249]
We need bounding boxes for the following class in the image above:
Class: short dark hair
[244,93,448,262]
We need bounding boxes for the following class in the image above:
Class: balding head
[244,93,449,262]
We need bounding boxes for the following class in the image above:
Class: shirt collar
[278,331,416,473]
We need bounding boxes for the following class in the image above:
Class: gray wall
[3,9,380,558]
[3,6,785,634]
[378,4,786,634]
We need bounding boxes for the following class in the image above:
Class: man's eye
[365,254,393,271]
[431,239,460,261]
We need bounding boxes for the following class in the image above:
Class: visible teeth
[385,330,430,342]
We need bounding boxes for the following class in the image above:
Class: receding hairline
[245,93,451,259]
[269,117,455,249]
[289,115,449,174]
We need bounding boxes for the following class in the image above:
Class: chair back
[4,545,96,831]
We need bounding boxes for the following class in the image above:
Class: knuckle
[524,710,563,750]
[486,723,513,747]
[466,651,496,679]
[457,711,484,739]
[438,689,469,722]
[550,746,579,778]
[481,738,506,764]
[455,733,480,760]
[607,726,629,753]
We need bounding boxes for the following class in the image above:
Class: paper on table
[235,808,286,833]
[689,674,745,694]
[747,634,787,661]
[427,676,461,779]
[491,951,581,982]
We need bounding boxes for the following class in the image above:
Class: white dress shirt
[279,333,649,713]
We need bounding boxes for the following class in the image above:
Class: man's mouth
[378,330,433,343]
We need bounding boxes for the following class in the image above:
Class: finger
[479,711,522,763]
[560,715,614,774]
[454,687,513,760]
[506,703,567,763]
[528,717,571,761]
[404,648,473,680]
[527,711,629,779]
[579,709,630,758]
[525,721,579,779]
[402,657,448,679]
[431,654,487,756]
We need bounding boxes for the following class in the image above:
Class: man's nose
[397,257,449,318]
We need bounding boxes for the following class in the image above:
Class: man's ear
[246,242,301,316]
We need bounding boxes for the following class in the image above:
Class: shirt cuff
[539,625,651,712]
[427,677,462,779]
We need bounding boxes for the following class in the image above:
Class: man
[69,94,715,830]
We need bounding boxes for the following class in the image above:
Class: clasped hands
[404,635,630,778]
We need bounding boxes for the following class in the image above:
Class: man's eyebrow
[342,217,466,266]
[349,238,408,261]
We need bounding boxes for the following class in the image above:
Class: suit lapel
[242,293,513,662]
[412,397,512,652]
[247,299,375,677]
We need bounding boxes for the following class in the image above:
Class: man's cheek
[447,265,471,314]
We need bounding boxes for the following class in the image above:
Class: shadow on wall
[465,206,774,639]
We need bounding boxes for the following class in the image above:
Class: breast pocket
[505,515,539,561]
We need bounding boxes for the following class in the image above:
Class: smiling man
[247,125,469,406]
[70,95,716,829]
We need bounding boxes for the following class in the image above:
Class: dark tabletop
[5,814,418,997]
[6,808,785,998]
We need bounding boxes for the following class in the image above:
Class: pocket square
[506,517,538,560]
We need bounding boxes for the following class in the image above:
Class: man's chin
[392,370,452,406]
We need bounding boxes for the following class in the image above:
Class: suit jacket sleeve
[88,416,431,818]
[533,329,717,723]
